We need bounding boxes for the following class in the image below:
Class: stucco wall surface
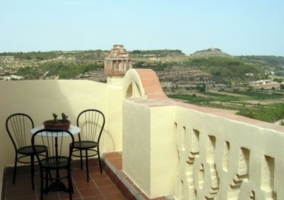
[173,105,284,199]
[123,95,284,199]
[149,106,177,196]
[0,80,123,166]
[0,140,3,198]
[123,98,178,198]
[123,100,151,194]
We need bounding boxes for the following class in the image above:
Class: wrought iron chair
[71,109,105,182]
[32,129,75,200]
[5,113,47,190]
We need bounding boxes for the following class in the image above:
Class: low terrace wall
[173,104,284,199]
[122,69,284,199]
[0,80,124,166]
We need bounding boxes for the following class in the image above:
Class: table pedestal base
[44,181,69,193]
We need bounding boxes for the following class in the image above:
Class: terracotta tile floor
[2,152,167,200]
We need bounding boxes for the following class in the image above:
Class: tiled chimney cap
[107,45,130,58]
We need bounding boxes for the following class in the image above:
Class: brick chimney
[104,45,132,85]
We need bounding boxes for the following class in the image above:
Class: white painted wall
[0,139,3,198]
[123,98,179,198]
[123,100,151,194]
[0,80,123,166]
[173,106,284,199]
[123,96,284,199]
[2,71,284,200]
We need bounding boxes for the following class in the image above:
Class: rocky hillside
[1,49,283,94]
[189,48,232,57]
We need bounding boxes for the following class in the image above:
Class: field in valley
[168,89,284,124]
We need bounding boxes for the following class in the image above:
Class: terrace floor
[2,152,168,200]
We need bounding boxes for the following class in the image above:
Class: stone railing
[173,105,284,200]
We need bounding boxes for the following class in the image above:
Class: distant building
[1,75,23,81]
[260,81,280,90]
[249,80,280,90]
[104,45,132,85]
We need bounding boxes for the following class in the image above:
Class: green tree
[196,83,206,92]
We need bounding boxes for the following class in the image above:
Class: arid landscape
[1,48,284,123]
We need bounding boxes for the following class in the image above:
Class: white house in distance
[249,79,281,90]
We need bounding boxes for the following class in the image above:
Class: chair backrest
[31,129,75,168]
[76,109,105,143]
[6,113,34,150]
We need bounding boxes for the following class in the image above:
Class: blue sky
[1,0,283,56]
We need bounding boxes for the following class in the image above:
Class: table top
[31,125,80,137]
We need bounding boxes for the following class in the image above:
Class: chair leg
[30,155,35,190]
[69,174,74,193]
[97,148,102,173]
[68,168,74,198]
[70,164,73,191]
[45,170,48,195]
[46,151,53,180]
[69,182,73,200]
[80,150,83,170]
[12,154,18,184]
[40,170,44,200]
[85,150,89,182]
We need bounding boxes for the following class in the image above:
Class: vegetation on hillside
[133,61,173,71]
[169,90,284,106]
[237,104,284,123]
[168,90,284,123]
[0,50,109,61]
[239,55,284,67]
[181,57,267,83]
[132,56,269,84]
[16,62,103,79]
[239,55,284,76]
[131,49,184,57]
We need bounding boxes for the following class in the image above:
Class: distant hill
[190,48,232,58]
[1,48,284,86]
[130,49,185,57]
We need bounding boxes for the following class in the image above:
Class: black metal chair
[5,113,47,190]
[71,109,105,182]
[32,128,75,200]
